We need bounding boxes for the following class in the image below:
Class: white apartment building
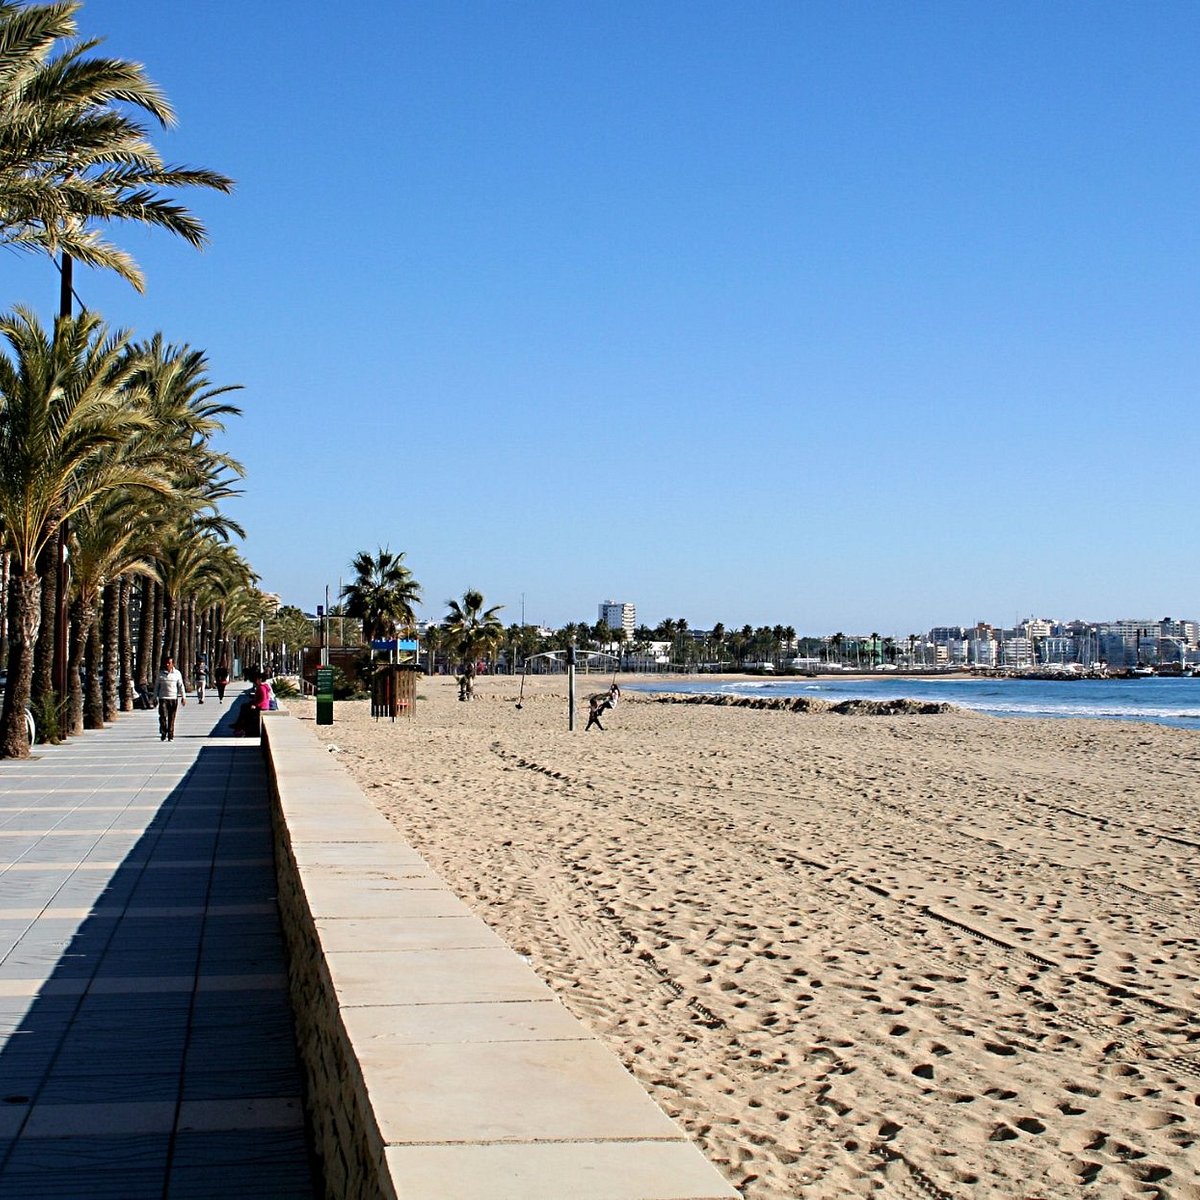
[969,637,997,667]
[598,601,636,639]
[998,636,1034,668]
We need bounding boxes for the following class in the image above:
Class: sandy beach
[296,674,1200,1198]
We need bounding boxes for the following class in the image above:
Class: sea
[627,674,1200,729]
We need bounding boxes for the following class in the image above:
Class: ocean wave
[962,698,1200,722]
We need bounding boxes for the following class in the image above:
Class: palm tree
[340,549,421,648]
[0,0,234,290]
[421,622,446,676]
[444,589,503,699]
[710,622,726,662]
[0,306,170,757]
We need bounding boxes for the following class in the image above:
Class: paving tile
[383,1142,741,1200]
[314,915,507,953]
[0,1163,165,1199]
[189,990,295,1030]
[184,1024,299,1069]
[343,998,590,1047]
[167,1129,316,1198]
[167,1124,312,1170]
[326,946,557,1007]
[36,1070,181,1104]
[364,1039,684,1144]
[180,1065,304,1101]
[299,879,475,920]
[289,839,430,869]
[1,1129,169,1167]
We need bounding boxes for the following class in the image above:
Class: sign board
[370,639,419,652]
[316,666,335,725]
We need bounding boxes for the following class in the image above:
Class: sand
[297,673,1200,1198]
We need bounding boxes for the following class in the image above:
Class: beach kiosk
[371,638,419,720]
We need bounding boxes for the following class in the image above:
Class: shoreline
[298,676,1200,1197]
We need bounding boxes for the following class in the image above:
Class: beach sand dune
[301,675,1200,1198]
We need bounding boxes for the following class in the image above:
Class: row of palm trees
[0,307,278,755]
[0,1,255,757]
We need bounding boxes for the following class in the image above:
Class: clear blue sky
[6,1,1198,635]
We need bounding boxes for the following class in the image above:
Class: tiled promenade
[0,699,317,1199]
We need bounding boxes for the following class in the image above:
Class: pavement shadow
[0,741,320,1199]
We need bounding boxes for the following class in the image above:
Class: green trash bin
[316,666,334,725]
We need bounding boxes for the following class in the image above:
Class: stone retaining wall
[261,712,737,1200]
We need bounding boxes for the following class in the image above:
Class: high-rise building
[598,601,636,639]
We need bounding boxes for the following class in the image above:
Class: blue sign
[370,638,420,652]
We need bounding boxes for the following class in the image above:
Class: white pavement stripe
[8,1096,304,1138]
[0,904,278,919]
[0,858,275,870]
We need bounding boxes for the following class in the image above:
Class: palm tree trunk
[65,595,88,737]
[0,550,9,670]
[0,569,41,758]
[163,590,178,668]
[30,537,57,727]
[136,576,155,690]
[184,597,196,683]
[84,618,103,729]
[102,580,120,722]
[214,602,224,664]
[152,581,165,673]
[119,576,135,711]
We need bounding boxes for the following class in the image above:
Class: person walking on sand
[154,656,186,741]
[214,658,230,703]
[586,695,605,732]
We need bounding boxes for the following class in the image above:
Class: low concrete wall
[261,713,737,1200]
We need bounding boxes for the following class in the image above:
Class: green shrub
[29,691,64,744]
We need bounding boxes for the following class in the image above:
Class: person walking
[585,695,606,732]
[194,657,208,704]
[154,656,186,741]
[214,659,230,703]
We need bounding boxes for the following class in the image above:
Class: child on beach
[586,694,613,731]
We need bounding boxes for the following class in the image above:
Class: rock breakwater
[647,692,956,716]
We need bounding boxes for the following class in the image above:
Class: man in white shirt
[154,656,187,741]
